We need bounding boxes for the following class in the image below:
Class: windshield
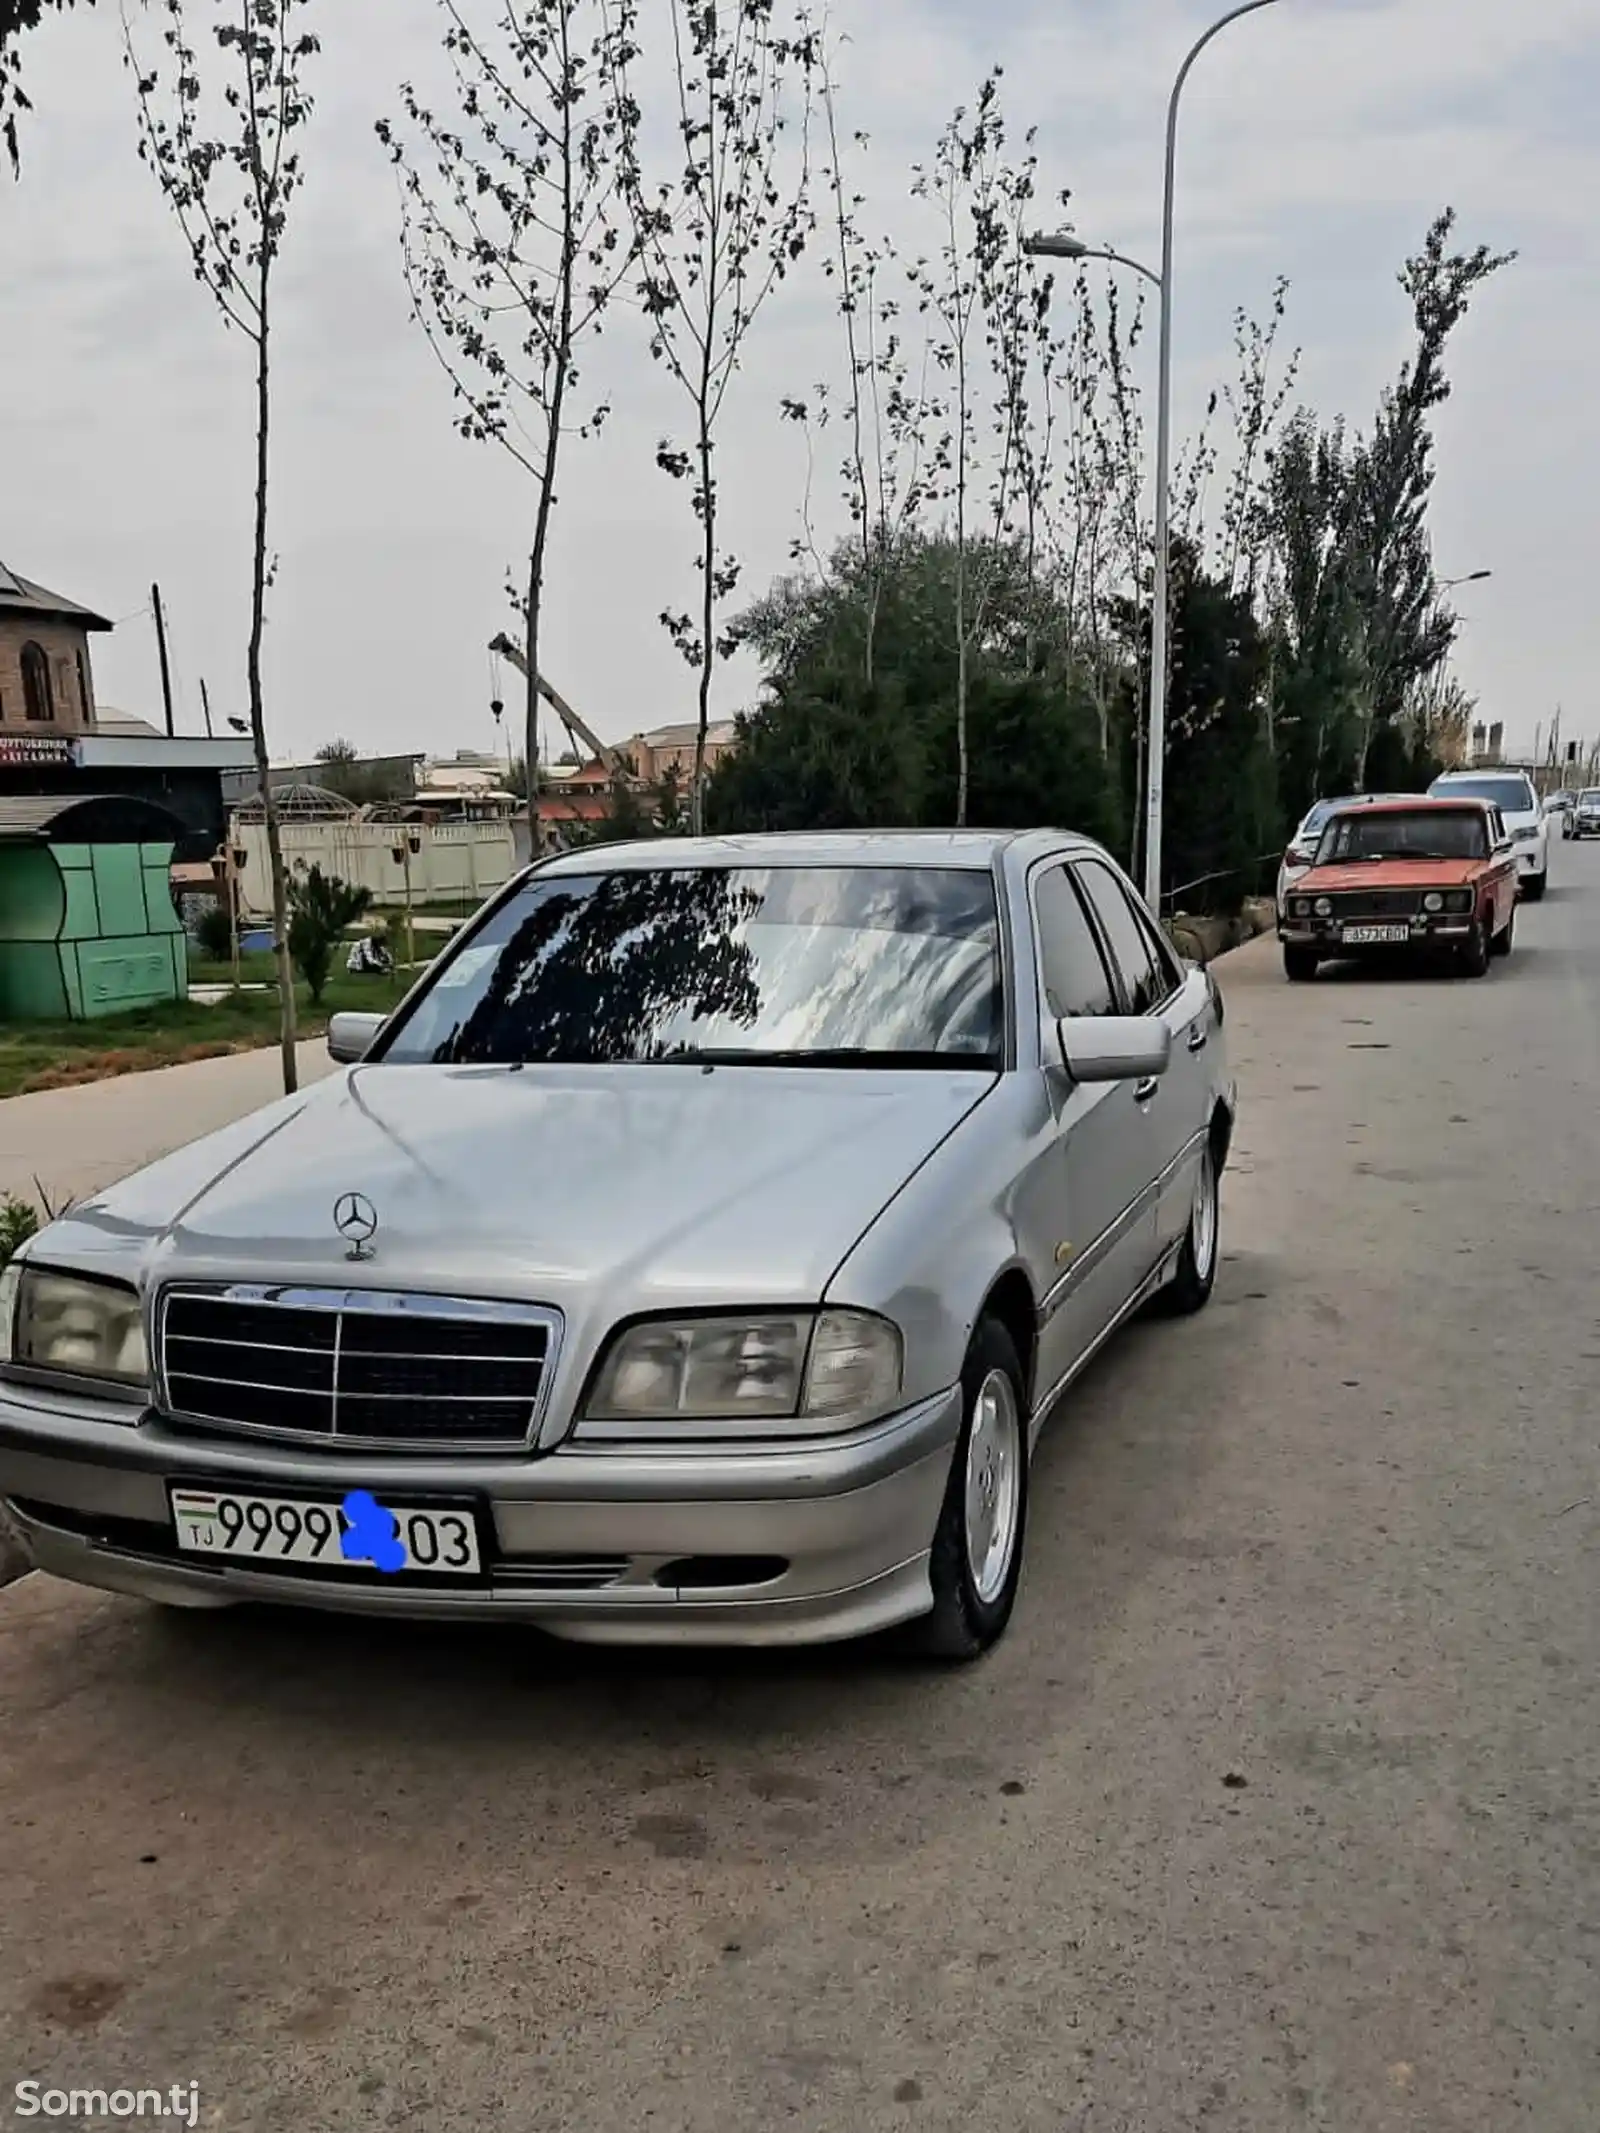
[1432,777,1534,815]
[376,864,1004,1069]
[1581,791,1600,807]
[1316,810,1488,865]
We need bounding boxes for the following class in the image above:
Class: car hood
[41,1062,993,1320]
[1298,859,1486,894]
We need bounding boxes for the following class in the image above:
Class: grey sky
[2,0,1592,767]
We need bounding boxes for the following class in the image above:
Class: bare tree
[617,0,820,834]
[125,0,319,1093]
[780,45,944,683]
[909,72,1037,826]
[378,0,640,858]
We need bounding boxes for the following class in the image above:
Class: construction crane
[487,634,630,781]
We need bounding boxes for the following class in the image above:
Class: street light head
[1024,230,1089,260]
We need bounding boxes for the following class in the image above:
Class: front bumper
[0,1377,962,1646]
[1278,917,1475,952]
[1512,843,1544,877]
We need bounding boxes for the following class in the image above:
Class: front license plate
[169,1487,481,1576]
[1340,923,1410,945]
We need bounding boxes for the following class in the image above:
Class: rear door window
[1074,861,1164,1015]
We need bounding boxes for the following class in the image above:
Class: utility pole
[199,677,215,739]
[151,582,176,737]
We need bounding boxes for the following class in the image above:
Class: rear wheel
[1491,904,1515,959]
[1459,917,1491,978]
[1283,945,1320,984]
[907,1318,1028,1663]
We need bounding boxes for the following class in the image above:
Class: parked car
[1279,797,1517,981]
[1570,789,1600,839]
[1276,794,1409,914]
[0,832,1235,1662]
[1428,770,1550,898]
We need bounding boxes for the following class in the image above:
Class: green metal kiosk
[0,793,187,1021]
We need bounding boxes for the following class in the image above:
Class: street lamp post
[1028,0,1284,910]
[1440,570,1492,592]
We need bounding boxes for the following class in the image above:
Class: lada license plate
[1340,923,1409,946]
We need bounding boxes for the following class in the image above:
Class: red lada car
[1279,797,1517,982]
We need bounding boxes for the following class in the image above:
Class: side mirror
[1053,1015,1172,1085]
[327,1011,386,1064]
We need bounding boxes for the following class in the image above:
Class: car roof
[1351,796,1493,816]
[1303,792,1405,820]
[535,828,1107,876]
[1431,770,1534,790]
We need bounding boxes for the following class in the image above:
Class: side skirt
[1027,1239,1184,1448]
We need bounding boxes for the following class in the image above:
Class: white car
[1276,795,1408,914]
[1570,789,1600,840]
[1428,771,1550,899]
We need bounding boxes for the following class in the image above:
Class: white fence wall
[234,819,517,918]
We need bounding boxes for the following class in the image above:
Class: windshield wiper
[650,1046,998,1070]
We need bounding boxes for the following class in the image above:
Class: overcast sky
[2,0,1593,767]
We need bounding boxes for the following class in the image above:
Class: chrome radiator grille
[159,1287,558,1449]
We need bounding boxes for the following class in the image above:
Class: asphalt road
[1,848,1597,2133]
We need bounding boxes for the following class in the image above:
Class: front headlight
[0,1259,21,1366]
[7,1267,149,1391]
[585,1309,902,1435]
[1423,892,1444,913]
[1513,825,1539,843]
[1446,889,1473,914]
[1314,897,1333,918]
[1290,898,1310,919]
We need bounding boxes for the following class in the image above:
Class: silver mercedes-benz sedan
[0,831,1234,1660]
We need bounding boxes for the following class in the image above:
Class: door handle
[1134,1077,1160,1105]
[1186,1025,1209,1054]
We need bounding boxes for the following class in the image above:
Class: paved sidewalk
[0,1038,336,1211]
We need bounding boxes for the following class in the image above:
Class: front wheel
[907,1318,1029,1663]
[1157,1139,1221,1317]
[1283,945,1320,984]
[1459,918,1491,978]
[1525,870,1547,902]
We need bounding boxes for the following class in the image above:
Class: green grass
[0,970,414,1101]
[370,896,484,922]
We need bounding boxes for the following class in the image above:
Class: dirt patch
[16,1041,251,1096]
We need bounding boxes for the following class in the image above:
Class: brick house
[0,559,252,862]
[0,559,109,742]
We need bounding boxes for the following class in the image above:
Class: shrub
[193,900,234,963]
[0,1196,39,1270]
[286,865,373,1004]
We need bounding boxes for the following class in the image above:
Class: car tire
[1491,906,1515,959]
[1283,946,1319,983]
[1525,870,1547,902]
[1156,1139,1220,1318]
[906,1317,1029,1663]
[1459,918,1491,978]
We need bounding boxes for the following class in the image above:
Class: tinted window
[1074,862,1163,1015]
[1431,776,1535,815]
[1317,809,1488,863]
[1033,866,1116,1019]
[377,865,1003,1068]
